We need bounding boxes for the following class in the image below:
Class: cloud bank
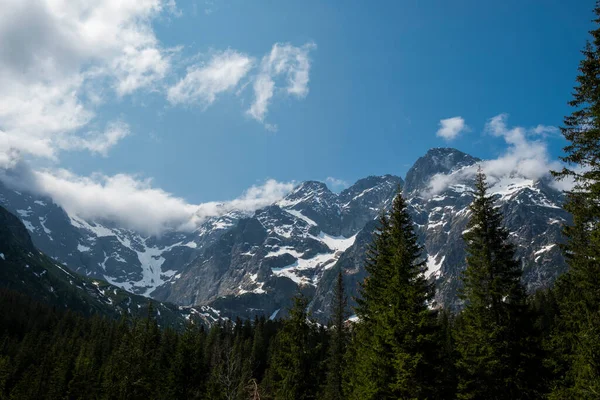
[1,163,295,235]
[427,114,567,195]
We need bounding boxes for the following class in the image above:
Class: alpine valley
[0,148,570,323]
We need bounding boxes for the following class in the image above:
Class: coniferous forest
[3,4,600,400]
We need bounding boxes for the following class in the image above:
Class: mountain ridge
[0,148,569,321]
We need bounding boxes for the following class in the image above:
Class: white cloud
[531,124,560,138]
[436,116,468,140]
[57,121,131,156]
[167,49,254,106]
[247,42,316,126]
[226,179,296,214]
[426,114,567,195]
[2,165,295,235]
[0,0,176,166]
[0,0,318,166]
[247,74,276,124]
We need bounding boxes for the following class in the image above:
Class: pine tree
[265,294,319,400]
[322,268,348,400]
[454,168,540,399]
[347,191,438,399]
[250,316,268,384]
[548,4,600,397]
[432,308,458,399]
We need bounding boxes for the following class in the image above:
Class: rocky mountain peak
[340,174,402,200]
[280,181,333,205]
[0,147,570,323]
[403,148,480,194]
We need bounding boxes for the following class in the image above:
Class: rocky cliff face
[0,148,569,322]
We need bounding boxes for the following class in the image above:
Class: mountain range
[0,148,570,322]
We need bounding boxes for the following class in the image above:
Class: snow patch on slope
[426,254,445,278]
[284,209,317,226]
[39,217,52,237]
[272,233,357,285]
[69,215,114,237]
[77,244,90,252]
[534,244,556,255]
[133,240,181,296]
[22,220,35,232]
[316,232,357,253]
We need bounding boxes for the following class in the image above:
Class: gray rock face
[156,174,404,319]
[404,147,481,194]
[339,175,402,236]
[0,148,570,322]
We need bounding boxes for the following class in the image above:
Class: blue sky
[0,0,595,233]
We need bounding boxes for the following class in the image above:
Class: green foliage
[546,3,600,398]
[347,191,440,399]
[0,287,335,399]
[454,169,542,399]
[322,269,349,400]
[264,294,326,400]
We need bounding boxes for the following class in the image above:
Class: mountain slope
[0,148,570,322]
[155,175,403,320]
[403,148,569,308]
[0,205,220,328]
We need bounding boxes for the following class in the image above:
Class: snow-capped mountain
[0,184,242,297]
[0,148,570,321]
[152,175,402,320]
[403,148,569,309]
[0,204,222,328]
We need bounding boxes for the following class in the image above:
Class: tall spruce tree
[549,3,600,397]
[454,168,539,399]
[347,191,438,400]
[322,268,348,400]
[264,294,320,400]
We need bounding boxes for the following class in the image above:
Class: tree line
[3,2,600,399]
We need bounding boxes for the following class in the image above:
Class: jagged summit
[340,174,402,198]
[403,148,480,194]
[279,181,336,208]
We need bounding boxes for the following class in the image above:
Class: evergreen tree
[347,191,438,399]
[265,294,319,400]
[166,324,206,399]
[250,316,268,383]
[322,268,348,400]
[432,308,458,399]
[454,168,540,399]
[549,3,600,398]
